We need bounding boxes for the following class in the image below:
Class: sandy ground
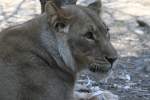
[100,0,150,100]
[0,0,150,100]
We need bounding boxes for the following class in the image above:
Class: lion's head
[44,0,117,80]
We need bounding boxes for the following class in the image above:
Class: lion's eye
[106,27,110,40]
[106,27,109,31]
[84,32,95,40]
[55,22,66,29]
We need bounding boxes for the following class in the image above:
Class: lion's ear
[45,1,76,72]
[76,0,101,14]
[45,0,71,33]
[45,0,61,15]
[56,32,76,73]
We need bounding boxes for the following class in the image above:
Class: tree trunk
[40,0,77,13]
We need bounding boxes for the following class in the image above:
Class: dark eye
[55,22,66,29]
[84,32,95,40]
[106,27,109,31]
[105,26,110,39]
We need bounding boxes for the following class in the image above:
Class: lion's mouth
[88,63,112,73]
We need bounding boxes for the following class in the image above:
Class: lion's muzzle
[88,57,117,73]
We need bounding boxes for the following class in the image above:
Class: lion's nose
[105,57,117,65]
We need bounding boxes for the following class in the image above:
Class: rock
[76,0,98,6]
[137,17,150,27]
[91,90,119,100]
[134,29,144,35]
[74,79,119,100]
[144,66,150,73]
[136,17,150,34]
[74,90,119,100]
[118,73,131,81]
[137,20,149,27]
[144,59,150,73]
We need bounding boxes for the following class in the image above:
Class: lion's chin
[80,68,112,81]
[79,63,112,81]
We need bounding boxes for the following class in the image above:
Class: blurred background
[0,0,150,100]
[0,0,40,30]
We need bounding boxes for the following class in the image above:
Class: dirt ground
[100,0,150,100]
[0,0,150,100]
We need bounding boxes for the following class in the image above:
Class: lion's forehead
[70,6,106,30]
[63,5,98,21]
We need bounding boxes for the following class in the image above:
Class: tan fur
[0,1,117,100]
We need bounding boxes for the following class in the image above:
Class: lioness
[0,0,117,100]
